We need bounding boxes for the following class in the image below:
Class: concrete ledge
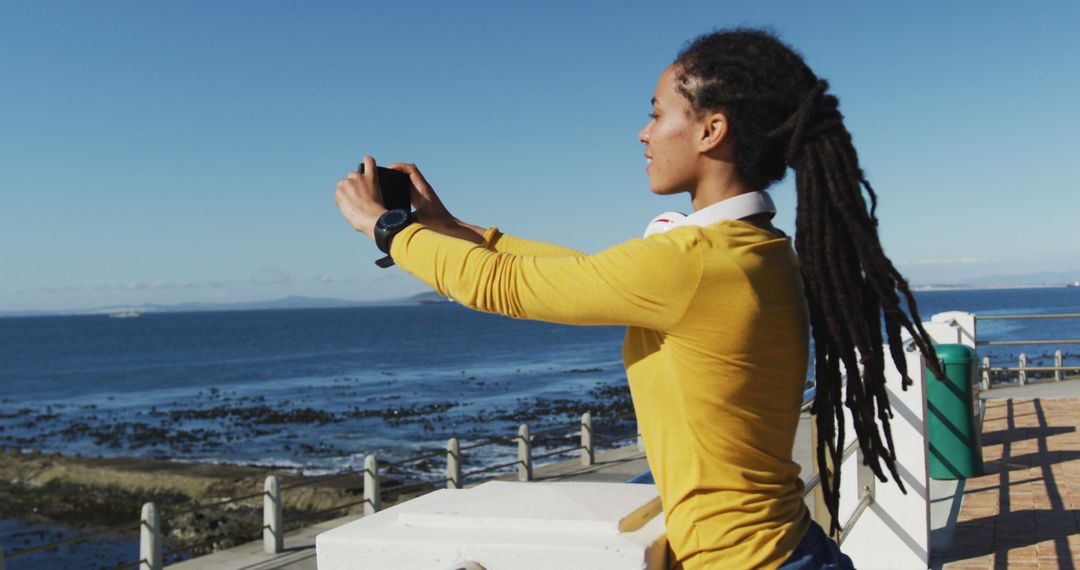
[316,481,668,570]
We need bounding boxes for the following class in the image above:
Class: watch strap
[374,209,416,255]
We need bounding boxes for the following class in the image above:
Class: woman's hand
[335,155,388,241]
[386,162,455,230]
[387,162,486,244]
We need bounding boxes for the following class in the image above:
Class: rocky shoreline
[0,449,429,557]
[0,368,636,471]
[0,373,638,561]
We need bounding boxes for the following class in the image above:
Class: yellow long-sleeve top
[390,220,811,569]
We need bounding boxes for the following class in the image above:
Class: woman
[335,28,941,570]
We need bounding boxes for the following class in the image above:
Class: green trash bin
[927,344,984,479]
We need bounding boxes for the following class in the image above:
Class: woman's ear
[697,111,730,153]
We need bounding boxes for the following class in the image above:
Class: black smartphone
[358,163,412,211]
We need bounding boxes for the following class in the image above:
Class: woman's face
[639,65,702,196]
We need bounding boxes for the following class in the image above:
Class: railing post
[140,502,162,570]
[856,445,876,511]
[447,437,462,489]
[982,356,991,390]
[518,424,533,481]
[263,475,283,554]
[1055,350,1063,382]
[364,454,381,515]
[580,412,594,466]
[1019,353,1028,385]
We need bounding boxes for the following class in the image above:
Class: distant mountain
[0,309,55,318]
[139,295,390,313]
[955,269,1080,288]
[0,292,452,319]
[910,268,1080,290]
[7,268,1076,318]
[408,291,454,304]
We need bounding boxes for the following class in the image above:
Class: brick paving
[937,398,1080,569]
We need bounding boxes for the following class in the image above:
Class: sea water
[2,289,1078,471]
[0,304,630,472]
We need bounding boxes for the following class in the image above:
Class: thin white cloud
[39,285,83,294]
[337,274,365,285]
[93,280,231,292]
[251,266,294,286]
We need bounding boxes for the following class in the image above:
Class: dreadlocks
[673,29,945,534]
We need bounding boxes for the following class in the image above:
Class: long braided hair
[673,29,945,534]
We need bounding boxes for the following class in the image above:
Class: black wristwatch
[373,209,416,268]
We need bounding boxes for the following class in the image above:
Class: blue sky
[2,1,1078,311]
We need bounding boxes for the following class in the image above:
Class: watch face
[379,209,409,229]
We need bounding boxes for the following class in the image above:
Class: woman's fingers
[349,155,384,204]
[359,155,377,178]
[387,162,434,197]
[387,162,454,226]
[334,156,388,240]
[386,162,427,212]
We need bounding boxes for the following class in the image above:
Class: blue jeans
[777,521,856,569]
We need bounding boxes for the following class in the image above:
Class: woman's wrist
[424,217,486,244]
[452,220,487,244]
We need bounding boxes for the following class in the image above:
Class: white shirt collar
[643,191,777,238]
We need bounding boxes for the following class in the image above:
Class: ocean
[1,287,1078,568]
[0,304,632,473]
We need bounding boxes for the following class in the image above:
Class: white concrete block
[316,481,667,570]
[922,321,961,346]
[931,311,976,348]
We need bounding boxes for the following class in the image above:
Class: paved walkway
[936,397,1080,569]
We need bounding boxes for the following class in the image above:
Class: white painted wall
[840,347,931,569]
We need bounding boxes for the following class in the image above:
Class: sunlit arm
[390,225,702,330]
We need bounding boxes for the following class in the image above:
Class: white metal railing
[981,349,1080,387]
[801,402,881,547]
[800,363,887,546]
[800,437,859,504]
[975,313,1079,388]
